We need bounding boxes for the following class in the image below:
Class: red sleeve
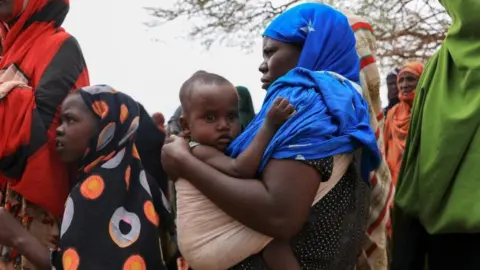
[3,34,89,218]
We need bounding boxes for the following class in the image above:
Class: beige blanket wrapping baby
[176,154,353,270]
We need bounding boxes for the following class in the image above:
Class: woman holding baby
[162,3,380,270]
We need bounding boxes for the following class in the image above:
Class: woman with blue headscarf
[162,3,380,269]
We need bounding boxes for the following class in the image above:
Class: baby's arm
[192,97,294,178]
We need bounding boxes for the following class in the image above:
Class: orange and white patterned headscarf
[56,85,168,269]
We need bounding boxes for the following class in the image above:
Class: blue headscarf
[227,3,380,182]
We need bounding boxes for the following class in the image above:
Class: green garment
[236,86,256,130]
[395,0,480,234]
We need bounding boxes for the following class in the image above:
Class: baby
[175,71,300,270]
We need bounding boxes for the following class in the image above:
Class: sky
[63,0,388,120]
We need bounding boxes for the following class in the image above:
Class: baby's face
[183,83,241,151]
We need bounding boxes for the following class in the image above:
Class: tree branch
[146,0,450,70]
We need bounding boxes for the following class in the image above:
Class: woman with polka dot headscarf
[0,85,171,269]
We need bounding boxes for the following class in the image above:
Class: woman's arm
[15,232,51,270]
[163,141,320,239]
[3,36,88,181]
[0,209,50,270]
[35,35,88,134]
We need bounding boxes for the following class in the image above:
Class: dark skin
[260,37,302,90]
[180,82,243,152]
[181,82,294,178]
[162,37,320,241]
[0,93,98,270]
[55,92,99,163]
[386,74,399,101]
[0,208,50,269]
[398,71,419,95]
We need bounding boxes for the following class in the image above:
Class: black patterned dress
[230,157,370,270]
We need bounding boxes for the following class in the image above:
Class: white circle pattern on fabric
[109,207,141,248]
[119,117,139,146]
[97,123,116,151]
[139,170,152,197]
[60,197,74,237]
[82,85,115,95]
[102,148,125,169]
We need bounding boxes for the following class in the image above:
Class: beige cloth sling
[176,154,353,270]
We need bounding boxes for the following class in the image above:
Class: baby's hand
[265,97,295,129]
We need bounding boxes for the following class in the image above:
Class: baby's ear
[178,116,191,137]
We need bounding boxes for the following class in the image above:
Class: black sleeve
[136,103,169,194]
[1,36,87,179]
[35,36,87,133]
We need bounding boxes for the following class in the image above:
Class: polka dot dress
[229,157,370,270]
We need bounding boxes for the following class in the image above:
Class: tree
[145,0,450,69]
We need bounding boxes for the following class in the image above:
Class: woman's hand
[161,135,191,181]
[0,207,26,248]
[0,208,51,270]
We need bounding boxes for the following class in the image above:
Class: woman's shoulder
[388,103,401,116]
[38,29,76,46]
[30,32,83,63]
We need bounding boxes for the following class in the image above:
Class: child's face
[56,93,98,163]
[181,83,241,151]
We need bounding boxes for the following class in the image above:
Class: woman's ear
[178,116,190,137]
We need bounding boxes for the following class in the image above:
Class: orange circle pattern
[123,255,146,270]
[120,104,129,124]
[132,145,140,159]
[143,200,159,226]
[62,248,80,270]
[125,166,131,190]
[83,155,105,173]
[92,100,109,119]
[80,175,105,200]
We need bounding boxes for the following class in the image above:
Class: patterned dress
[230,157,370,270]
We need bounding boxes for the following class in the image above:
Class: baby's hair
[179,70,233,114]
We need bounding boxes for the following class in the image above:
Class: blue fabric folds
[227,3,380,182]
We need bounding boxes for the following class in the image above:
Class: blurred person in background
[153,112,166,133]
[384,68,401,117]
[384,62,424,185]
[236,86,256,130]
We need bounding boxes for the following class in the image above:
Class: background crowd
[0,0,478,270]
